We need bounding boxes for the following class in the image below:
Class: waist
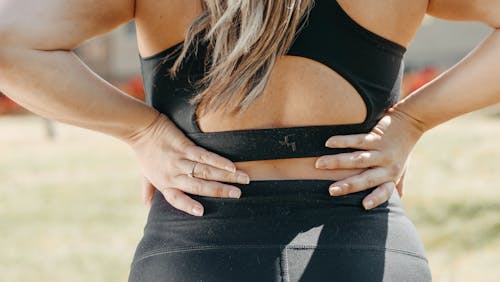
[187,123,374,181]
[235,157,364,181]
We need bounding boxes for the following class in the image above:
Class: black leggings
[129,180,432,281]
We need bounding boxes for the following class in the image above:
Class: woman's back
[4,1,497,280]
[135,0,428,180]
[130,5,433,278]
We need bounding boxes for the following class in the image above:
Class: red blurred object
[116,75,146,101]
[0,92,26,115]
[402,66,440,98]
[1,70,438,116]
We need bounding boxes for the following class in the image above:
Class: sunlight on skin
[1,110,499,282]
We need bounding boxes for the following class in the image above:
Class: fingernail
[192,205,204,216]
[237,174,250,184]
[225,165,236,173]
[229,189,241,198]
[315,159,325,169]
[325,139,336,147]
[364,200,374,210]
[329,186,342,196]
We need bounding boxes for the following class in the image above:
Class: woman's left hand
[314,107,424,210]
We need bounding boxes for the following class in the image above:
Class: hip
[130,179,431,281]
[133,179,428,259]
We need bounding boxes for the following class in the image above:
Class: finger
[325,133,380,150]
[159,187,205,216]
[315,150,387,170]
[173,174,242,199]
[362,182,395,210]
[141,177,156,207]
[184,145,236,173]
[178,160,250,184]
[329,167,392,196]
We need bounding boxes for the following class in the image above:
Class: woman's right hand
[127,113,250,217]
[316,107,424,209]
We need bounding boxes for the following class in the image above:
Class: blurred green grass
[1,112,499,282]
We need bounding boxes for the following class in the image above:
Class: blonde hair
[169,0,314,116]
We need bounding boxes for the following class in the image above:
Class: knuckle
[198,151,210,163]
[214,185,227,198]
[342,182,354,192]
[365,176,378,188]
[199,166,211,179]
[197,155,206,163]
[326,156,339,168]
[354,153,368,166]
[228,173,240,183]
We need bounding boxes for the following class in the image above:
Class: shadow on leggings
[129,180,431,281]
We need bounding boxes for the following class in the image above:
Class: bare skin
[1,0,499,216]
[135,0,427,208]
[136,0,426,183]
[313,1,500,208]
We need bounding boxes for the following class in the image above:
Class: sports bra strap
[186,122,375,162]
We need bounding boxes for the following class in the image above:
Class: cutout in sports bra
[139,0,406,161]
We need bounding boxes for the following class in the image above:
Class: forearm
[396,28,500,132]
[0,46,161,143]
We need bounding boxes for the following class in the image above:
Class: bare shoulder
[427,0,500,28]
[0,0,135,50]
[135,0,202,57]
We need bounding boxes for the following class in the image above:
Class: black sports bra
[140,0,406,162]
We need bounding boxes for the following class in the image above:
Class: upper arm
[427,0,500,28]
[0,0,135,51]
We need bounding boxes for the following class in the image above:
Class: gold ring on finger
[188,162,198,178]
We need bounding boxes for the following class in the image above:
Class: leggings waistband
[213,179,375,199]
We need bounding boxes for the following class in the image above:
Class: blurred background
[1,16,499,281]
